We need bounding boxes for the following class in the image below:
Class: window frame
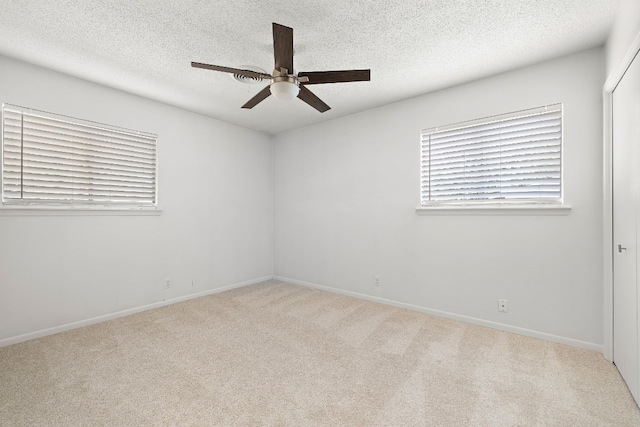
[417,104,569,214]
[1,103,159,214]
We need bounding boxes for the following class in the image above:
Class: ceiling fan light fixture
[270,79,299,101]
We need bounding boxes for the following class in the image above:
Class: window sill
[0,206,162,216]
[415,204,571,216]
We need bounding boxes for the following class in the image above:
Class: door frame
[603,31,640,362]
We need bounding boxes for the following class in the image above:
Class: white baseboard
[3,274,603,354]
[0,275,272,348]
[273,275,603,353]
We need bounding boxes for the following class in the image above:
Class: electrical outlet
[164,278,171,289]
[498,299,508,313]
[374,276,380,287]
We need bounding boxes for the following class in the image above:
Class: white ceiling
[0,0,620,135]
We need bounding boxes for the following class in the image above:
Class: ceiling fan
[192,23,371,113]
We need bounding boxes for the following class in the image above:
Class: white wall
[0,55,273,344]
[0,46,609,350]
[274,48,605,350]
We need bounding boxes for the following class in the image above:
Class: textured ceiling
[0,0,621,135]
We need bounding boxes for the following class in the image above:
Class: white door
[613,51,640,404]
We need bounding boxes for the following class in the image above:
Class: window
[2,104,157,209]
[420,104,562,207]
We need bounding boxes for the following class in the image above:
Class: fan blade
[272,23,294,73]
[191,62,271,79]
[297,86,330,113]
[242,85,272,109]
[298,70,371,85]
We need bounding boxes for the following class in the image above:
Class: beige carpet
[1,280,639,426]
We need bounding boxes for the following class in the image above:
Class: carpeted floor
[1,279,639,426]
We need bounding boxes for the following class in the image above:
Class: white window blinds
[2,104,157,207]
[420,104,562,205]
